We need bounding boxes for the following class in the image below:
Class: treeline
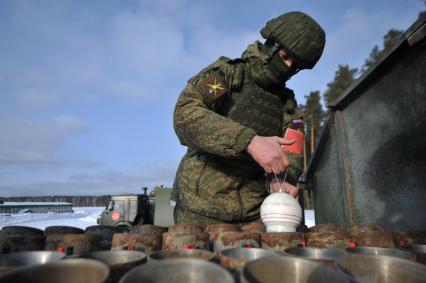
[300,28,406,163]
[299,6,425,209]
[1,196,110,207]
[301,6,425,161]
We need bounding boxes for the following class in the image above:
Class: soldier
[172,11,325,225]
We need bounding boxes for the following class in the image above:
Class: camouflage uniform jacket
[173,45,304,225]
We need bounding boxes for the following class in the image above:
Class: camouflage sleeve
[281,90,304,186]
[173,65,256,158]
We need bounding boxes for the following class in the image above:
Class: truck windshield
[107,200,124,211]
[114,200,124,211]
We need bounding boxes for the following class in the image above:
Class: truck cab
[97,190,154,226]
[97,187,174,227]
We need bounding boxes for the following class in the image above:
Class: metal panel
[311,117,349,228]
[342,41,426,230]
[153,188,174,227]
[128,199,138,222]
[306,17,426,231]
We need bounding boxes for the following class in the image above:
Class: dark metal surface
[0,258,109,283]
[1,226,43,237]
[0,251,64,274]
[119,258,234,283]
[338,254,426,283]
[284,247,346,267]
[305,17,426,231]
[346,247,415,261]
[79,250,146,268]
[393,230,426,247]
[307,119,350,228]
[85,225,126,234]
[219,248,276,271]
[242,255,352,283]
[44,226,84,236]
[0,251,64,266]
[85,225,125,251]
[149,249,216,262]
[401,244,426,264]
[80,251,146,283]
[0,235,44,254]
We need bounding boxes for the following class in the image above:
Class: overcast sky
[0,0,424,196]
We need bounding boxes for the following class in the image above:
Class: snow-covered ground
[0,207,104,230]
[304,210,315,228]
[0,207,315,230]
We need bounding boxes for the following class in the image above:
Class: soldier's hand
[270,181,299,198]
[246,135,294,174]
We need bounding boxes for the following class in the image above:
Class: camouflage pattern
[260,11,326,69]
[173,41,305,226]
[174,205,223,225]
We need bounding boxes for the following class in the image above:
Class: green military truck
[97,187,175,227]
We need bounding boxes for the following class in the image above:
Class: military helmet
[260,11,325,69]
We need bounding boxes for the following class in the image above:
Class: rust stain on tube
[261,232,306,251]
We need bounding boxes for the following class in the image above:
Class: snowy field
[0,207,315,230]
[0,207,104,230]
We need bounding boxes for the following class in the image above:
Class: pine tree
[300,90,324,165]
[420,0,426,19]
[323,65,357,107]
[362,46,382,71]
[362,29,403,72]
[149,185,171,197]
